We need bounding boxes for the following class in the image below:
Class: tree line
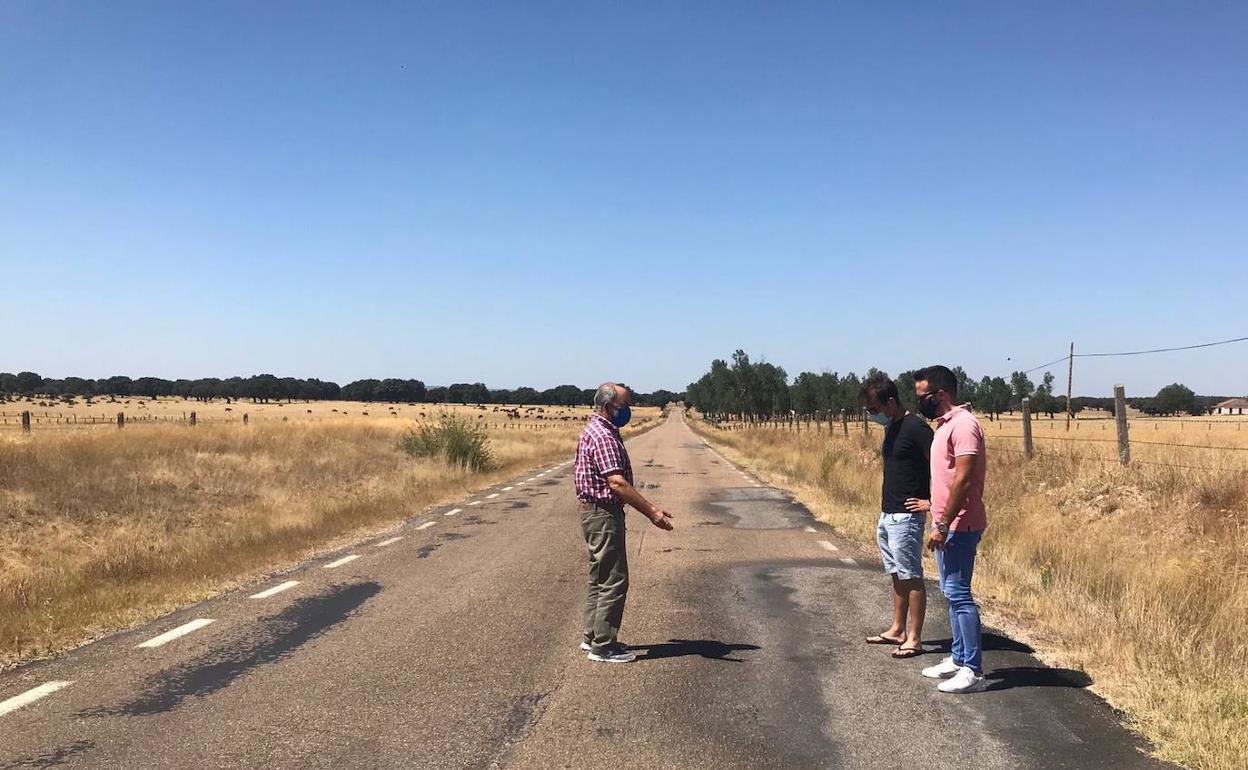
[685,350,1216,421]
[0,372,677,408]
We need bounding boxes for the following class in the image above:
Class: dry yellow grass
[0,396,599,432]
[691,413,1248,770]
[0,405,660,669]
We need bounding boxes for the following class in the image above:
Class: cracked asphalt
[0,411,1172,769]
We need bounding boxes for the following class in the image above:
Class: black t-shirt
[881,413,934,513]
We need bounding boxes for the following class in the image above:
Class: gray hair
[593,383,619,409]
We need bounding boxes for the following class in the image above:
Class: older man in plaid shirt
[575,382,674,663]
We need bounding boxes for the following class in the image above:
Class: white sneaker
[587,648,636,663]
[921,656,961,679]
[937,666,988,693]
[580,641,592,651]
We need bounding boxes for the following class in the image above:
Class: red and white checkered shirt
[575,413,632,505]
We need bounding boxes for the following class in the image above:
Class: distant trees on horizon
[684,350,1216,421]
[0,372,679,408]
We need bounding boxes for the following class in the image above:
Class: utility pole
[1065,340,1075,431]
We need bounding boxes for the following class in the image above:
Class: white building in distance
[1211,397,1248,415]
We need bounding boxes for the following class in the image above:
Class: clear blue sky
[3,3,1245,397]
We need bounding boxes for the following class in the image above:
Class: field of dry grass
[0,403,660,670]
[691,413,1247,770]
[0,395,597,431]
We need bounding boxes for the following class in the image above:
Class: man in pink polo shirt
[913,364,989,694]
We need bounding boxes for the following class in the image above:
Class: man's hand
[926,529,946,551]
[649,508,675,531]
[904,497,931,513]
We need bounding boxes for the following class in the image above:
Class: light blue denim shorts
[877,512,926,580]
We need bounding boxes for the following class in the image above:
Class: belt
[578,500,623,513]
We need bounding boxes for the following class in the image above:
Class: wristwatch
[936,522,950,535]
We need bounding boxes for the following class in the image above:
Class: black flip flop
[892,646,923,659]
[865,634,906,645]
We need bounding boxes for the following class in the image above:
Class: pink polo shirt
[930,405,988,532]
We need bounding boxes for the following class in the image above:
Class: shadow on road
[986,666,1093,691]
[926,632,1035,654]
[631,639,761,663]
[78,581,382,718]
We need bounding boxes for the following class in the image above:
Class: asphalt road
[0,410,1171,769]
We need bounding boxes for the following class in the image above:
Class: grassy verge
[0,412,659,669]
[690,417,1247,770]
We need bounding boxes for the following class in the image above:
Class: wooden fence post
[862,409,869,436]
[243,413,249,425]
[1114,385,1130,466]
[841,410,849,437]
[117,412,125,429]
[21,411,31,432]
[1021,397,1034,460]
[189,411,197,426]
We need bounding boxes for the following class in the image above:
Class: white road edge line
[376,536,405,547]
[817,540,839,552]
[137,618,215,648]
[250,580,300,599]
[445,508,462,516]
[415,521,436,531]
[0,681,72,717]
[323,555,361,569]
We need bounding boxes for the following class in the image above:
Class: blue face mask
[609,405,632,428]
[869,411,891,427]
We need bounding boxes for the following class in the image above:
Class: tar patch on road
[0,740,94,770]
[703,488,815,530]
[77,581,382,719]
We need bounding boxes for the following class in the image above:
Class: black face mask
[918,393,940,420]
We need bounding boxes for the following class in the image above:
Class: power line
[1021,356,1069,376]
[1077,335,1248,358]
[1018,334,1248,376]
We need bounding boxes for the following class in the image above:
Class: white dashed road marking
[324,555,361,569]
[445,508,462,516]
[486,493,499,499]
[376,536,405,546]
[468,501,483,506]
[416,521,436,531]
[0,682,72,717]
[250,581,300,599]
[839,557,858,567]
[137,618,215,648]
[817,540,839,552]
[502,486,513,492]
[803,526,817,534]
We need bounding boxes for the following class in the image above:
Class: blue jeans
[936,529,983,673]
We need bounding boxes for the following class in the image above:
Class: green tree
[1153,383,1197,416]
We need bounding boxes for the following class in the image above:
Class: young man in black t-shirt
[861,374,934,658]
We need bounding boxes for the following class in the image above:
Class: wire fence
[704,410,1248,473]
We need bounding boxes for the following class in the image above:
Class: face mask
[918,393,940,420]
[869,411,890,427]
[609,405,632,428]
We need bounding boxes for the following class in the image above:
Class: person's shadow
[630,639,761,662]
[985,666,1092,691]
